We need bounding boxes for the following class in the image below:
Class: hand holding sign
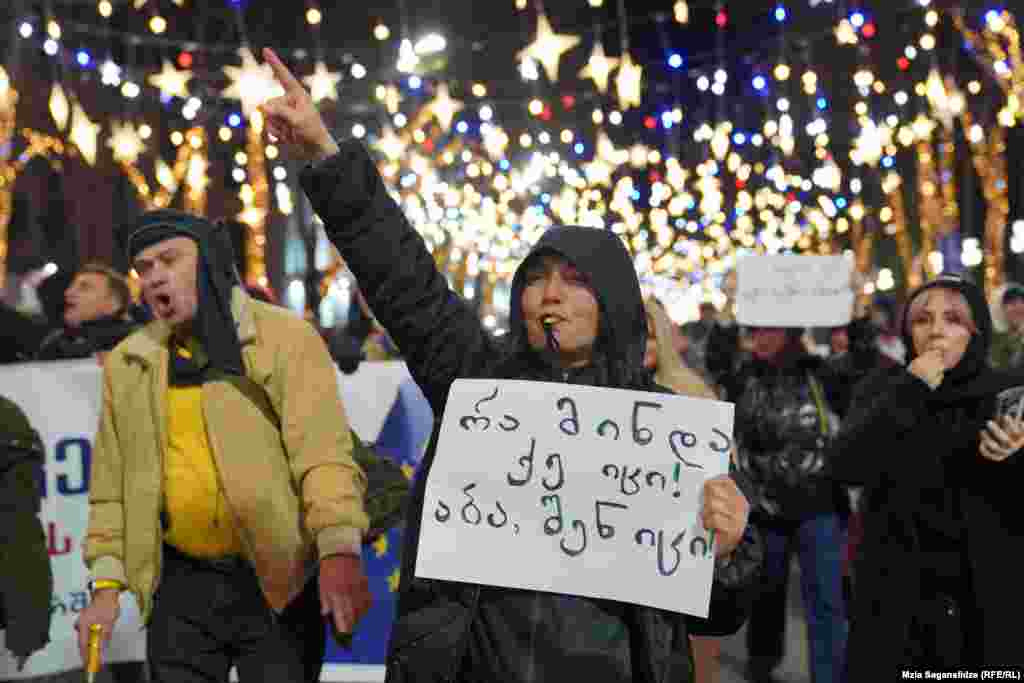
[701,475,748,558]
[416,379,736,618]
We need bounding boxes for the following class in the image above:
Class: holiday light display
[0,2,1020,319]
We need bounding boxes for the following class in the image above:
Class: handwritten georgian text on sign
[414,379,735,618]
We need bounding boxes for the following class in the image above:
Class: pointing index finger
[263,47,305,94]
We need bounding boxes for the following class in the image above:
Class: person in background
[645,297,762,683]
[73,210,372,683]
[989,283,1024,370]
[0,395,52,671]
[706,322,848,683]
[869,299,906,365]
[831,273,1024,675]
[35,263,137,362]
[681,302,719,377]
[263,46,760,683]
[828,326,848,357]
[0,302,50,363]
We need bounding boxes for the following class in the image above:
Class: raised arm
[261,48,499,413]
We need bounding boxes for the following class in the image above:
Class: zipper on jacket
[199,388,276,621]
[149,359,167,611]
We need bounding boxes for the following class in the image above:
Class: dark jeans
[746,514,847,683]
[147,544,325,683]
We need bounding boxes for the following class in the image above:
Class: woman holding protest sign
[831,273,1024,676]
[261,47,761,683]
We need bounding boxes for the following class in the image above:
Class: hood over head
[508,225,647,387]
[116,209,244,377]
[900,272,992,390]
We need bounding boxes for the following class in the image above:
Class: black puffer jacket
[300,140,761,683]
[728,353,843,521]
[707,326,852,522]
[0,395,52,660]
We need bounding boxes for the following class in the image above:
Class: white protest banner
[736,254,854,328]
[0,360,146,679]
[415,379,734,618]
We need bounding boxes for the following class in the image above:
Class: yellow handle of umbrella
[85,623,104,682]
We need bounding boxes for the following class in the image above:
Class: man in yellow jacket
[74,210,371,683]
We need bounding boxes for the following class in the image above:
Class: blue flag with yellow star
[324,369,433,669]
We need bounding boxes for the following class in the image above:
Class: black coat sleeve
[299,141,501,414]
[829,368,933,487]
[0,399,52,658]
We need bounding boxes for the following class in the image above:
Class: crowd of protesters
[1,54,1023,682]
[4,239,1024,683]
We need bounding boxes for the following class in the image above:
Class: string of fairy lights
[0,0,1021,322]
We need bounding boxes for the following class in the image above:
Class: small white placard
[414,379,734,618]
[737,254,854,327]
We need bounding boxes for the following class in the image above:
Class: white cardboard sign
[736,254,854,327]
[414,379,734,618]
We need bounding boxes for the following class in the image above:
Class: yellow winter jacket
[83,288,369,620]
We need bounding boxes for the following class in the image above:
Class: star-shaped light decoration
[374,127,406,161]
[69,103,100,166]
[186,154,209,195]
[595,131,628,166]
[615,52,643,110]
[924,69,960,132]
[49,83,70,131]
[584,157,614,187]
[148,59,192,99]
[303,61,342,104]
[517,12,580,83]
[106,120,147,165]
[155,159,180,194]
[482,127,510,161]
[238,205,268,229]
[674,0,689,24]
[834,19,858,46]
[99,59,122,86]
[578,41,619,94]
[424,83,464,132]
[629,143,650,168]
[387,568,401,592]
[372,533,389,558]
[222,47,284,117]
[382,84,403,114]
[710,124,731,161]
[0,66,15,119]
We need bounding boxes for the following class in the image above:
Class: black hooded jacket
[831,273,1024,674]
[0,396,52,660]
[300,140,759,683]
